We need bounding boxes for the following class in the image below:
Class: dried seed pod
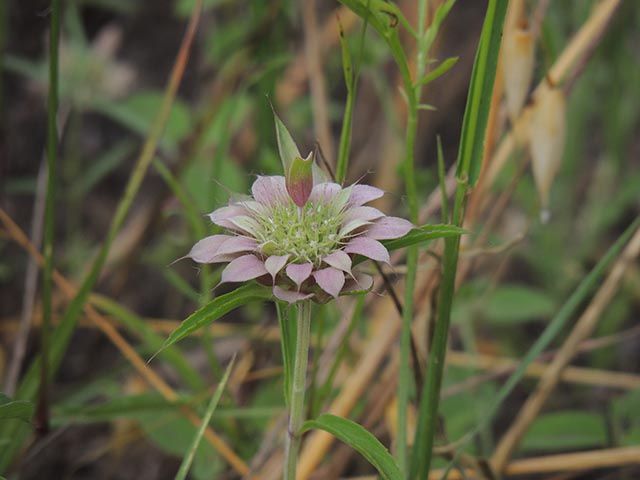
[503,26,535,123]
[529,87,567,222]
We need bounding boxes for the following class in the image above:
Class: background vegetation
[1,0,639,478]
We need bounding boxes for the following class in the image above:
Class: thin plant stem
[410,1,508,477]
[284,300,312,480]
[335,0,369,184]
[397,0,429,470]
[37,0,60,435]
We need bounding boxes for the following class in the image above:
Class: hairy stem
[284,300,312,480]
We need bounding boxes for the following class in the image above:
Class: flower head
[186,173,413,303]
[184,114,413,303]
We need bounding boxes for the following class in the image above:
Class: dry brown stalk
[276,6,357,107]
[427,446,640,479]
[0,208,250,476]
[484,0,622,187]
[491,225,640,472]
[446,351,640,391]
[302,0,335,168]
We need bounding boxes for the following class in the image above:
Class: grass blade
[174,356,236,480]
[410,1,508,478]
[0,394,33,423]
[455,0,507,187]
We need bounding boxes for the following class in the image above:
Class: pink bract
[186,175,414,304]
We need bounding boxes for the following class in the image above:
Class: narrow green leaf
[91,94,192,151]
[455,0,508,186]
[71,140,136,197]
[335,11,360,184]
[416,56,459,87]
[338,0,413,92]
[175,356,235,480]
[54,393,179,423]
[521,411,607,452]
[0,394,33,423]
[381,224,468,252]
[157,284,272,354]
[337,17,353,92]
[273,110,301,176]
[410,2,508,478]
[420,0,456,59]
[301,414,402,480]
[1,55,46,83]
[483,285,555,325]
[436,136,449,224]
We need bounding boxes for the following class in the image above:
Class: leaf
[483,285,555,325]
[136,410,223,480]
[338,0,413,93]
[71,140,136,197]
[611,388,640,445]
[420,0,456,61]
[410,2,509,478]
[0,394,33,423]
[301,414,402,480]
[381,224,468,252]
[455,0,508,186]
[273,109,301,177]
[416,56,459,87]
[156,284,272,354]
[54,392,178,423]
[521,411,608,452]
[92,92,192,150]
[175,356,235,480]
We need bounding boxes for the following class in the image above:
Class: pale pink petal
[186,235,234,263]
[208,205,250,229]
[286,262,314,289]
[251,176,289,207]
[322,250,352,273]
[216,236,258,256]
[228,215,262,237]
[343,206,385,223]
[365,216,414,240]
[344,237,390,264]
[342,273,374,294]
[265,254,290,282]
[309,182,342,204]
[208,253,240,263]
[273,286,314,304]
[220,254,268,283]
[312,267,345,298]
[238,200,269,217]
[339,218,372,238]
[348,184,384,206]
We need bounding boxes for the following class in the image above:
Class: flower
[185,164,413,304]
[184,113,414,303]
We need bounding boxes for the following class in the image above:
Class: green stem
[410,1,508,477]
[38,0,60,434]
[283,300,312,480]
